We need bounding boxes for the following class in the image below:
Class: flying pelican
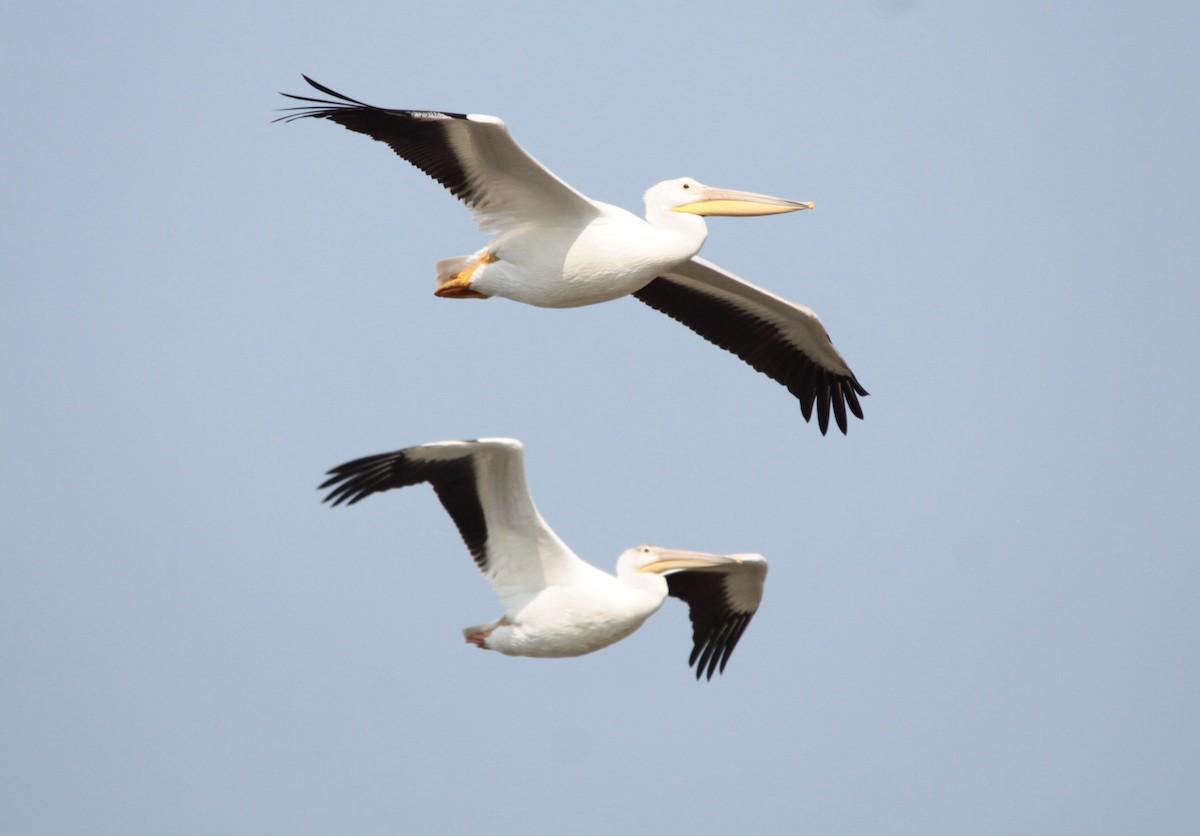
[280,77,868,434]
[320,438,767,680]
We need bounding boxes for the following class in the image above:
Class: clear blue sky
[3,2,1198,834]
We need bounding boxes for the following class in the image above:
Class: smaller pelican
[320,438,767,679]
[280,77,868,434]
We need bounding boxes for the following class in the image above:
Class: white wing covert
[319,438,589,610]
[278,77,597,233]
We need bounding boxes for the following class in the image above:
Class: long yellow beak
[637,548,736,574]
[672,187,814,217]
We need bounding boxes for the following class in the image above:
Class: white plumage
[281,77,868,434]
[320,438,767,680]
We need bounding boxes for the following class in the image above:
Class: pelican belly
[470,208,703,309]
[478,582,665,658]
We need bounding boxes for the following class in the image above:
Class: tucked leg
[435,251,497,299]
[463,615,509,650]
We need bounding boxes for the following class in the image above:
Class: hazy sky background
[4,3,1198,834]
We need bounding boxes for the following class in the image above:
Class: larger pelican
[281,77,867,434]
[320,438,767,680]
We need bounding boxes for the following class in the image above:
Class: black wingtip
[300,75,367,106]
[317,450,408,508]
[318,476,350,506]
[845,386,865,421]
[274,75,376,124]
[318,474,360,508]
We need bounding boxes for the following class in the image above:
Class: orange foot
[465,630,491,649]
[435,252,496,299]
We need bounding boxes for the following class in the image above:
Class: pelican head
[647,177,814,217]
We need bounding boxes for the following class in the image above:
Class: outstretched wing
[661,553,768,680]
[634,257,868,434]
[278,76,597,233]
[320,438,588,609]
